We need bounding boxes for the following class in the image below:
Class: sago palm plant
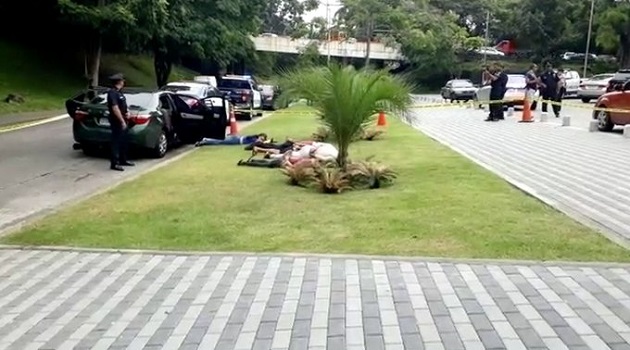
[278,65,414,168]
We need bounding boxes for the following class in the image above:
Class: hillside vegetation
[0,41,197,116]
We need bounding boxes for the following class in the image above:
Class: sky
[303,1,343,23]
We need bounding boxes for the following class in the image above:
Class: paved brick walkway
[410,106,630,247]
[0,250,629,349]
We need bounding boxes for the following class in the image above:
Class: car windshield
[452,81,473,87]
[219,79,250,89]
[507,75,526,87]
[162,85,191,92]
[590,74,614,81]
[89,92,156,111]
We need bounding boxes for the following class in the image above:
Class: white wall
[252,36,402,60]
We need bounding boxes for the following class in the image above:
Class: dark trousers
[489,94,504,120]
[110,124,129,166]
[540,88,564,116]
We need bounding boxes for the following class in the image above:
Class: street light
[326,1,331,63]
[583,0,595,78]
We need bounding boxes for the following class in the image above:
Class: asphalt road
[0,115,260,233]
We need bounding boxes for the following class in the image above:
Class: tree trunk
[87,34,102,87]
[620,34,630,69]
[336,144,349,169]
[153,49,172,88]
[364,19,373,67]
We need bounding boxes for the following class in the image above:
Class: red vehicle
[593,80,630,131]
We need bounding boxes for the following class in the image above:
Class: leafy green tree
[261,0,319,36]
[279,65,413,168]
[596,0,630,67]
[57,0,138,86]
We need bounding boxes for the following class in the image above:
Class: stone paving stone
[1,249,630,350]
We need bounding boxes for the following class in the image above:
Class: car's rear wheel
[581,98,591,103]
[596,110,614,132]
[150,130,168,158]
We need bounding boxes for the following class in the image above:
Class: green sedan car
[66,88,229,158]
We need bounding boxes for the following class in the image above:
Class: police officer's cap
[109,73,125,82]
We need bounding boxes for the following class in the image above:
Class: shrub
[281,161,317,186]
[359,128,384,141]
[311,163,352,194]
[312,126,332,142]
[347,159,397,189]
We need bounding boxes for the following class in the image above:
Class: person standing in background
[525,63,540,111]
[538,63,561,117]
[483,62,509,122]
[554,68,567,117]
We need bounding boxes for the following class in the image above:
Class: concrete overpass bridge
[251,36,403,61]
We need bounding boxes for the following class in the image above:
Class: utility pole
[583,0,595,78]
[483,10,490,65]
[326,1,331,64]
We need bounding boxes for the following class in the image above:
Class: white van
[561,69,581,96]
[193,75,218,88]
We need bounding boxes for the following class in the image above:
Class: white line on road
[0,114,68,134]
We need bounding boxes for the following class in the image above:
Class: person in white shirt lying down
[268,141,339,164]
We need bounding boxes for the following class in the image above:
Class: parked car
[593,81,630,131]
[440,79,477,101]
[193,75,218,87]
[259,84,288,110]
[562,52,597,61]
[217,75,263,120]
[473,47,505,57]
[474,74,539,108]
[160,81,223,99]
[65,88,229,158]
[561,69,581,97]
[577,73,615,103]
[605,69,630,93]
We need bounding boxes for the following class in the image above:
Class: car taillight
[129,114,151,125]
[74,110,88,121]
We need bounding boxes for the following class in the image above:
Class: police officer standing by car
[538,63,562,117]
[107,73,135,171]
[483,62,509,122]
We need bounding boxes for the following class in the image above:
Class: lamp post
[583,0,595,78]
[326,1,331,64]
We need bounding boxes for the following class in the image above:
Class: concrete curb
[0,113,271,238]
[0,114,68,133]
[0,244,628,267]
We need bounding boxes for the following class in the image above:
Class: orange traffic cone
[376,111,387,127]
[229,108,239,134]
[519,99,534,123]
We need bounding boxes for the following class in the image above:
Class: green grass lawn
[0,41,197,115]
[4,106,630,262]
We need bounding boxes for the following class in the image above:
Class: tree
[596,0,630,67]
[279,65,413,168]
[261,0,319,36]
[56,0,137,86]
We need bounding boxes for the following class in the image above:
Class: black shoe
[110,165,124,171]
[237,160,244,166]
[120,161,135,166]
[484,118,496,122]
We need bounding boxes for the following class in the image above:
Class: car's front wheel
[581,98,591,103]
[596,110,614,132]
[150,130,168,158]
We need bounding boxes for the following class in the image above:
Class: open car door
[171,94,227,142]
[65,86,109,119]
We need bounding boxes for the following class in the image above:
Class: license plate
[99,118,110,126]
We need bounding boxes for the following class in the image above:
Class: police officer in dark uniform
[483,62,509,122]
[538,63,561,117]
[106,73,134,171]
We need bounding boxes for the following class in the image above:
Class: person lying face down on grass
[237,141,338,168]
[269,141,338,165]
[195,133,267,147]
